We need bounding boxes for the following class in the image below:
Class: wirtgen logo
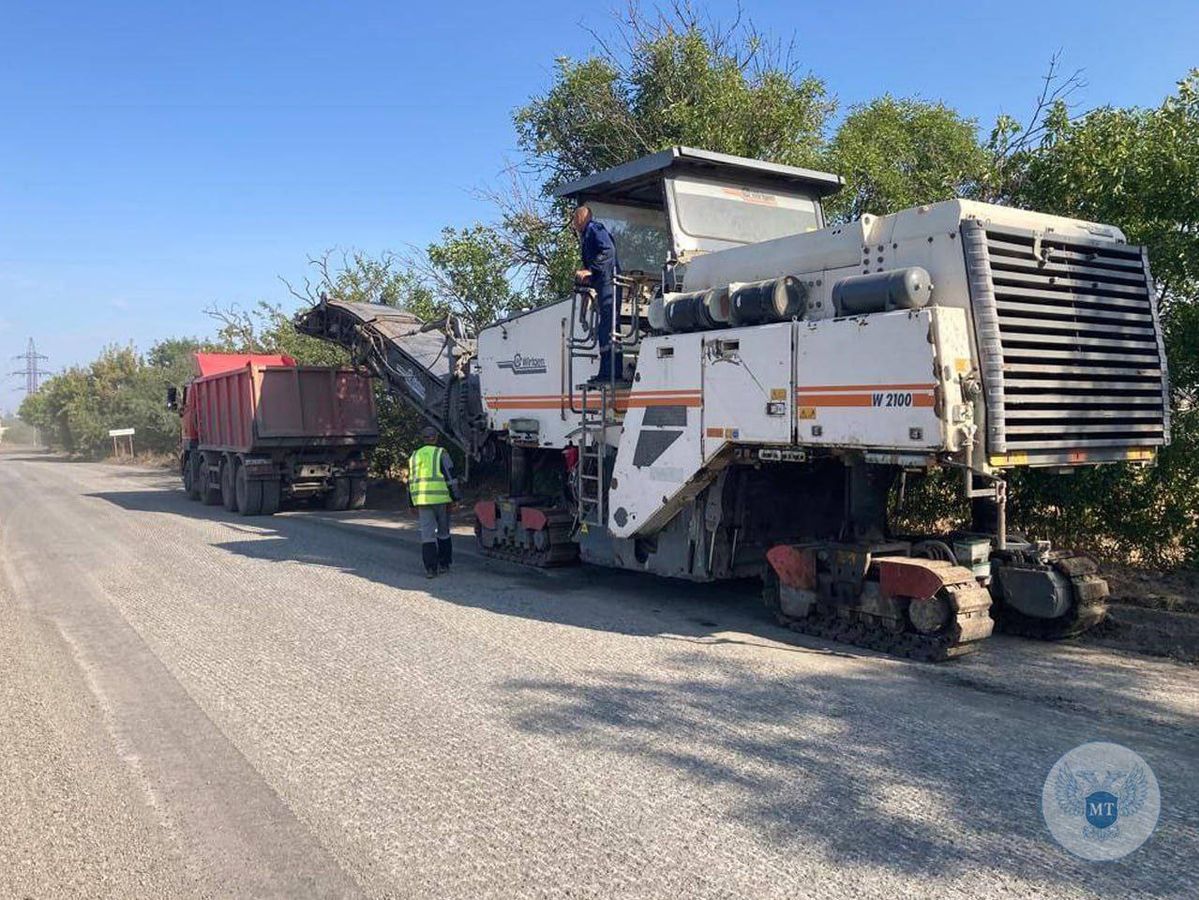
[497,353,547,375]
[1042,742,1160,860]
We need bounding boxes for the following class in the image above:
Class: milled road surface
[1,453,1196,898]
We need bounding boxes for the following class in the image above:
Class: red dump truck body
[186,357,377,451]
[176,353,379,515]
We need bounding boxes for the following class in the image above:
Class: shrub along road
[0,453,1195,898]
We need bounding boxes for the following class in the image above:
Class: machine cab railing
[566,271,654,415]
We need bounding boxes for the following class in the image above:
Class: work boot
[421,541,438,578]
[438,537,453,573]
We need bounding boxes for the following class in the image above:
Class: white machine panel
[701,323,793,459]
[794,307,971,452]
[607,333,704,539]
[477,299,599,448]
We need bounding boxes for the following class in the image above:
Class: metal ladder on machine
[567,276,643,528]
[575,381,611,527]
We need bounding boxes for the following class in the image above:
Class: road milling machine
[298,147,1170,661]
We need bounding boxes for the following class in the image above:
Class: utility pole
[11,338,50,394]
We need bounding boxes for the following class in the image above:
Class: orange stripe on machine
[485,390,701,410]
[799,393,935,409]
[625,392,702,408]
[795,383,937,393]
[796,384,936,410]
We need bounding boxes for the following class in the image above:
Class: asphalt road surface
[1,453,1196,898]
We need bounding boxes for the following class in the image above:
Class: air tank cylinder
[831,267,933,316]
[728,276,807,327]
[653,287,731,333]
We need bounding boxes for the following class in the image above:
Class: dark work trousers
[594,275,622,380]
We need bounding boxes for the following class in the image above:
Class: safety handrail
[567,285,599,414]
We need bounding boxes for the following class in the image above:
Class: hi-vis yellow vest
[408,445,451,506]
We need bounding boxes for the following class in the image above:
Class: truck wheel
[235,465,263,516]
[260,480,281,516]
[186,453,203,501]
[220,457,239,512]
[348,477,367,510]
[324,477,352,511]
[201,455,222,505]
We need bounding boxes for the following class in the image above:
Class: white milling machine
[300,147,1170,661]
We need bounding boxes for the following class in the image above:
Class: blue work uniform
[580,219,622,380]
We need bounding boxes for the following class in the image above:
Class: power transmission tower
[11,338,50,394]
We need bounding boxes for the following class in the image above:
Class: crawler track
[475,522,579,567]
[766,559,994,662]
[993,554,1110,640]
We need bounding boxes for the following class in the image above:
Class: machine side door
[701,323,794,459]
[606,332,705,539]
[793,308,964,452]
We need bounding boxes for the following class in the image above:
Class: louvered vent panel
[961,219,1169,463]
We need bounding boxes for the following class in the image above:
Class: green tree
[284,249,429,309]
[1011,73,1199,324]
[516,7,832,190]
[18,377,71,448]
[419,225,520,327]
[503,4,835,302]
[825,95,991,221]
[207,300,350,366]
[206,249,435,364]
[18,341,202,458]
[996,71,1199,562]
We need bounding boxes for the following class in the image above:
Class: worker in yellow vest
[408,426,459,578]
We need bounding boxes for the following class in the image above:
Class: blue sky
[2,0,1196,413]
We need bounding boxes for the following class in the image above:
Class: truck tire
[235,465,263,516]
[186,453,203,501]
[220,456,239,512]
[348,477,367,510]
[324,477,352,511]
[201,454,222,505]
[260,479,281,516]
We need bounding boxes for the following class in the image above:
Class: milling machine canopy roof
[553,146,844,208]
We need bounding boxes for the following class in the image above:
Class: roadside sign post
[108,427,135,459]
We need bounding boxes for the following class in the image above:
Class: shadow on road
[498,658,1196,896]
[86,482,1198,893]
[89,484,1199,732]
[87,484,842,657]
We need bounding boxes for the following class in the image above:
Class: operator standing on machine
[408,425,458,578]
[571,205,622,384]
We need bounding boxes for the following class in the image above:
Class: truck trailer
[298,147,1169,661]
[171,352,379,515]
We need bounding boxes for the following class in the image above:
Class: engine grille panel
[961,219,1169,465]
